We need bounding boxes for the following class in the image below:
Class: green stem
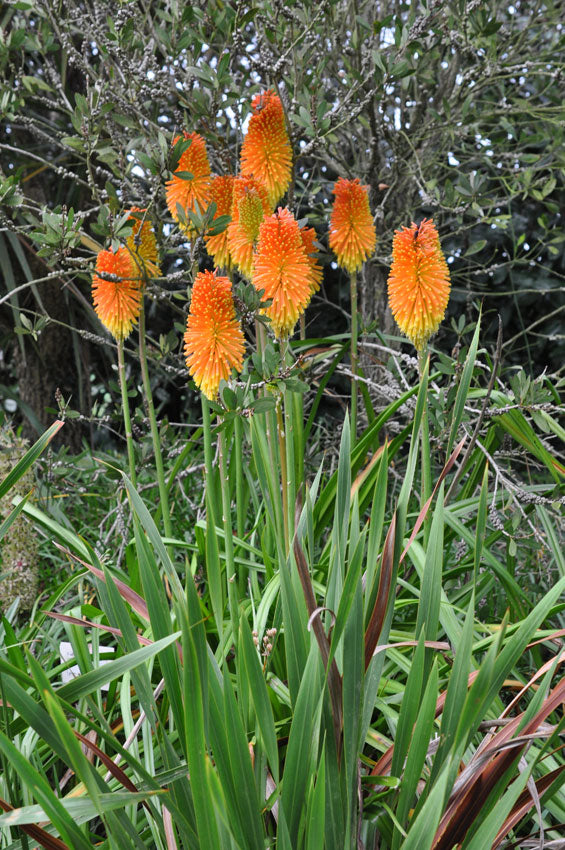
[218,425,239,650]
[234,415,246,595]
[117,338,137,487]
[257,318,282,541]
[277,336,290,554]
[419,347,431,545]
[202,397,223,648]
[138,301,172,543]
[276,396,289,556]
[350,271,358,443]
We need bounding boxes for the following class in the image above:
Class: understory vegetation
[1,2,564,849]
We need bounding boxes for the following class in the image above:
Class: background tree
[1,0,564,438]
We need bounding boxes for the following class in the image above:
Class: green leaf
[281,644,323,844]
[57,631,181,701]
[179,607,221,849]
[239,617,279,783]
[393,662,439,845]
[305,741,326,850]
[446,314,481,456]
[0,490,31,542]
[464,239,487,256]
[415,484,444,647]
[0,791,165,827]
[401,761,451,850]
[0,731,92,849]
[0,420,63,500]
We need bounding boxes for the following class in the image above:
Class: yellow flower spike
[387,218,451,351]
[329,177,376,273]
[126,207,161,278]
[227,176,271,278]
[253,207,312,339]
[165,131,212,228]
[240,89,292,207]
[184,270,245,401]
[204,175,235,269]
[92,247,142,341]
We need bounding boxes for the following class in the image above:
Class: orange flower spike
[300,225,323,293]
[127,207,161,278]
[253,207,312,339]
[387,218,451,351]
[227,176,271,278]
[240,90,292,206]
[204,175,235,269]
[184,270,245,400]
[165,132,212,227]
[92,247,142,340]
[329,177,376,273]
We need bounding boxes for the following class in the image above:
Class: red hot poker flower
[204,175,235,270]
[329,177,376,273]
[165,132,211,228]
[253,207,312,338]
[92,248,142,340]
[240,90,292,207]
[126,207,161,278]
[387,218,451,350]
[184,270,245,400]
[227,176,272,278]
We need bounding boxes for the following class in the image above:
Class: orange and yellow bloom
[253,207,312,338]
[329,177,376,273]
[227,176,271,278]
[165,132,211,228]
[240,90,292,207]
[184,270,245,400]
[203,175,235,269]
[387,218,451,350]
[126,208,161,278]
[92,247,142,340]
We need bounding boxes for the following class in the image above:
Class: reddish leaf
[492,766,565,849]
[364,512,396,670]
[400,435,466,565]
[53,543,150,621]
[369,671,480,782]
[0,796,69,849]
[293,534,343,754]
[432,677,565,850]
[45,611,152,646]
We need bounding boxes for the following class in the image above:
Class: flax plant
[2,83,565,850]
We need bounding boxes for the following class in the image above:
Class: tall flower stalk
[138,302,172,543]
[126,208,173,541]
[350,270,359,443]
[92,246,143,484]
[387,218,451,541]
[116,338,137,487]
[329,177,376,441]
[218,425,240,650]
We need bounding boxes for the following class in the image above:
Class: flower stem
[218,424,240,650]
[418,347,431,545]
[234,414,246,596]
[202,397,223,646]
[117,338,136,487]
[276,396,289,556]
[350,271,358,443]
[277,336,290,555]
[138,301,172,544]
